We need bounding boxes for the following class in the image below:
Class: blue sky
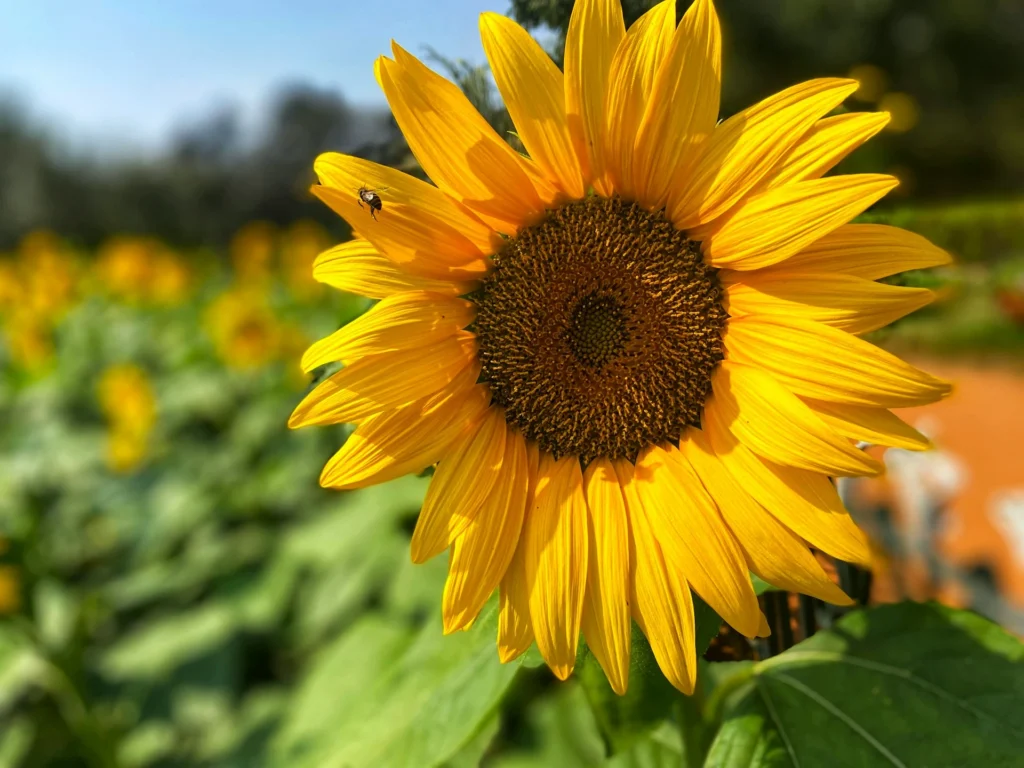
[0,0,519,151]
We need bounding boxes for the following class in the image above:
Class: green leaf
[273,599,526,768]
[579,596,722,754]
[0,626,48,714]
[705,601,1024,767]
[488,682,605,768]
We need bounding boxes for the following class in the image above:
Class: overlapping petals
[293,0,952,696]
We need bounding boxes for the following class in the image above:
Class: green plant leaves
[705,602,1024,767]
[272,599,526,768]
[579,596,723,755]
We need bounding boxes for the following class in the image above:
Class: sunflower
[290,0,951,694]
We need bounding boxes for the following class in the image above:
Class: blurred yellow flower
[17,231,80,321]
[205,287,283,369]
[231,221,278,285]
[0,258,20,311]
[98,364,157,473]
[848,64,888,103]
[281,220,330,300]
[0,565,20,615]
[879,92,921,133]
[3,310,56,374]
[95,236,193,305]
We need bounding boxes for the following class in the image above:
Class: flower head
[98,364,157,473]
[291,0,951,694]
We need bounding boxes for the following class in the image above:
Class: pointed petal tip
[549,662,575,681]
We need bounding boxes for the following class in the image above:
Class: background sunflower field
[1,1,1023,766]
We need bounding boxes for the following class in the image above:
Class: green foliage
[705,603,1024,767]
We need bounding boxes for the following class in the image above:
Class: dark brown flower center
[472,196,727,464]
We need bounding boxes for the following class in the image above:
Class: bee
[356,186,388,221]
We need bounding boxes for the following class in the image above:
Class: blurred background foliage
[2,1,1024,766]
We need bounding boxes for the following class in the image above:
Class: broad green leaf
[0,717,34,768]
[0,627,48,714]
[579,597,723,754]
[98,603,236,681]
[706,601,1024,767]
[488,682,605,768]
[442,713,500,768]
[273,599,525,768]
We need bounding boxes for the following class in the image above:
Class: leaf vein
[762,650,1024,740]
[766,671,907,768]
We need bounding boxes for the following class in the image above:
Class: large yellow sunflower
[290,0,951,694]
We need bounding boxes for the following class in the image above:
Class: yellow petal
[803,399,932,451]
[759,223,953,281]
[710,361,882,477]
[314,151,498,256]
[480,13,584,199]
[635,445,762,638]
[377,47,555,233]
[412,406,507,564]
[633,0,721,210]
[752,112,890,194]
[703,408,872,567]
[319,375,490,490]
[724,315,952,408]
[671,79,859,228]
[300,291,474,372]
[312,240,472,298]
[604,0,675,199]
[679,429,853,605]
[312,185,487,284]
[700,174,898,270]
[724,270,935,335]
[524,453,588,680]
[614,459,696,694]
[443,428,529,633]
[564,0,625,195]
[498,437,540,663]
[290,334,477,428]
[581,458,631,695]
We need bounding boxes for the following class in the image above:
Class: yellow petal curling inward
[412,406,507,564]
[480,13,584,199]
[724,315,952,407]
[498,439,539,663]
[703,407,872,567]
[711,361,883,477]
[633,0,721,210]
[377,46,555,233]
[700,174,898,270]
[319,372,490,490]
[604,0,675,199]
[300,291,474,372]
[680,429,853,605]
[581,458,631,696]
[524,453,589,680]
[564,0,625,195]
[724,271,935,335]
[761,223,953,281]
[803,399,932,452]
[671,79,859,230]
[443,428,528,633]
[751,111,890,194]
[290,333,477,428]
[312,240,472,298]
[635,445,762,638]
[614,459,696,694]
